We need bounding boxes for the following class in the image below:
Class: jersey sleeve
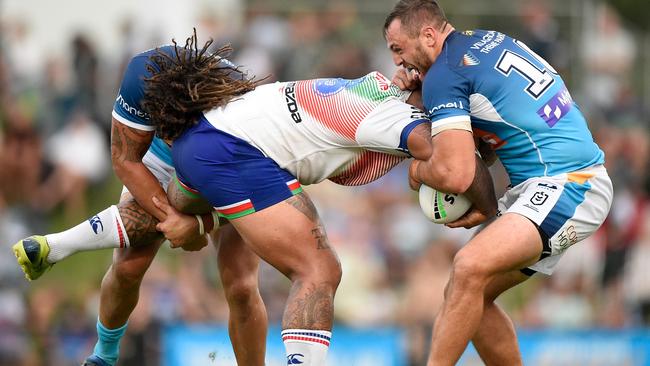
[422,63,472,136]
[355,97,429,155]
[112,53,155,131]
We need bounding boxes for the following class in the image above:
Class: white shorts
[498,165,613,275]
[121,151,175,195]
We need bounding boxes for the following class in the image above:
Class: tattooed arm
[111,117,206,248]
[111,117,168,221]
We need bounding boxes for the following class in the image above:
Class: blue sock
[92,319,128,366]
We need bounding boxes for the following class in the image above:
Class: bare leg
[428,214,542,366]
[99,195,164,328]
[217,225,267,366]
[472,270,529,366]
[230,192,342,364]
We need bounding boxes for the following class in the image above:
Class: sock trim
[97,318,128,337]
[281,329,331,347]
[111,205,130,248]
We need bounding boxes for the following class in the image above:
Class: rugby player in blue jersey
[12,38,269,365]
[384,1,613,365]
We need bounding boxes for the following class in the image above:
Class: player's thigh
[216,224,260,283]
[457,213,543,275]
[483,269,530,302]
[229,192,340,280]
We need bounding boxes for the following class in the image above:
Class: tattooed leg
[228,192,341,333]
[117,195,163,247]
[285,193,331,250]
[98,195,166,328]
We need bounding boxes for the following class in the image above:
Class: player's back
[202,72,425,185]
[423,30,604,185]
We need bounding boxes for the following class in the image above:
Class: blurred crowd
[0,1,649,365]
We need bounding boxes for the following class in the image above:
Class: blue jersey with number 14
[422,30,604,185]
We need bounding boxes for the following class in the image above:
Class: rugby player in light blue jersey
[384,1,613,365]
[12,35,269,366]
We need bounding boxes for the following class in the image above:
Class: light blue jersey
[422,30,604,185]
[111,46,241,166]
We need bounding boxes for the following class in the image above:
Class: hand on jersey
[392,68,421,91]
[152,196,208,251]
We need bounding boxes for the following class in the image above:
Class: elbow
[432,164,475,194]
[111,154,128,180]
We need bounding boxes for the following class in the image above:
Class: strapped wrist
[211,211,220,232]
[195,214,205,235]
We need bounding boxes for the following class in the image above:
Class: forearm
[413,130,476,194]
[114,161,168,221]
[462,156,498,217]
[166,176,217,232]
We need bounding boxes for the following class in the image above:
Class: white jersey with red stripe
[202,72,428,186]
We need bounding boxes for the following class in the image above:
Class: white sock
[282,329,331,365]
[45,205,129,263]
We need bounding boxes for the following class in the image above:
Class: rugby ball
[418,184,472,224]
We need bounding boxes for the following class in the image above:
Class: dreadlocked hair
[142,29,263,141]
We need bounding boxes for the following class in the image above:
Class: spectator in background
[517,0,567,73]
[37,108,109,224]
[518,0,555,60]
[582,3,636,113]
[71,34,100,121]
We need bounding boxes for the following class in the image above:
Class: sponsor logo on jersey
[470,31,505,54]
[537,86,573,127]
[116,94,150,120]
[537,182,558,191]
[314,78,346,96]
[373,72,391,91]
[530,191,549,206]
[284,82,303,123]
[460,51,480,66]
[462,30,474,36]
[428,101,464,115]
[287,353,305,364]
[89,215,104,234]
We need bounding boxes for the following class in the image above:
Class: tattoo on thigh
[311,225,330,250]
[286,192,318,222]
[287,193,330,250]
[118,200,162,247]
[283,283,334,330]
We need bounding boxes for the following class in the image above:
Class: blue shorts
[172,118,303,219]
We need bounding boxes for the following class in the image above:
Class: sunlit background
[0,0,649,365]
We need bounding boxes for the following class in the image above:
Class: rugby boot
[12,235,52,281]
[81,355,111,366]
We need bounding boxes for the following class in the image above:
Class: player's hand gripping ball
[418,184,472,224]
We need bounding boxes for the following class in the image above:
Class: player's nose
[391,53,403,67]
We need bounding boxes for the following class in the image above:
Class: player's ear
[420,26,437,47]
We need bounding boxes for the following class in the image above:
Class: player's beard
[412,43,434,77]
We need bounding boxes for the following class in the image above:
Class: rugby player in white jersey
[141,34,496,365]
[14,32,497,365]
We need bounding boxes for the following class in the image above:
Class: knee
[449,251,491,292]
[294,256,342,291]
[223,275,259,307]
[109,259,149,288]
